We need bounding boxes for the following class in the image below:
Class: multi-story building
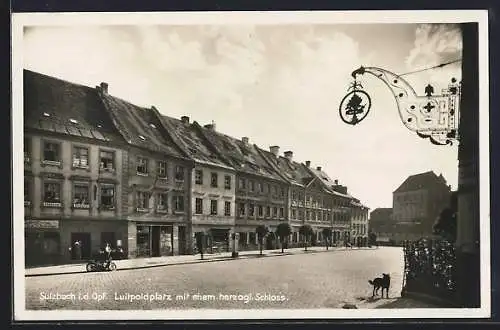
[307,167,354,246]
[349,198,370,246]
[23,70,129,265]
[197,129,288,251]
[23,69,371,263]
[369,207,394,243]
[159,115,237,253]
[391,171,451,243]
[98,86,194,257]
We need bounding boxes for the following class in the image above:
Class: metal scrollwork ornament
[339,80,372,125]
[340,66,461,146]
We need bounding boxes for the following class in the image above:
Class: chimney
[242,137,249,145]
[181,116,190,124]
[204,123,216,131]
[100,82,108,94]
[269,146,280,157]
[334,179,339,185]
[284,151,293,161]
[316,166,322,171]
[305,161,311,167]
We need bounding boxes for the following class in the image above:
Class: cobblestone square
[25,247,404,310]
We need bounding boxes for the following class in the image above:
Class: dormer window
[138,135,146,141]
[43,112,50,117]
[149,123,157,129]
[69,118,78,124]
[97,124,103,128]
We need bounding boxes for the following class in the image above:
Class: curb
[25,247,377,277]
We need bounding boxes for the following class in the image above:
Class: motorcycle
[86,258,117,272]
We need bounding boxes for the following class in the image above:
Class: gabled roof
[197,127,285,181]
[394,171,449,193]
[308,166,352,198]
[256,149,314,187]
[160,116,233,170]
[23,70,124,143]
[98,92,186,158]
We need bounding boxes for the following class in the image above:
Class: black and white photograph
[12,10,490,320]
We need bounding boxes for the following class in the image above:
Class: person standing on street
[104,243,112,269]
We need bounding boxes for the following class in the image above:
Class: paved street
[25,247,404,310]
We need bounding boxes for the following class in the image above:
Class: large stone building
[368,207,394,243]
[23,70,370,265]
[391,171,452,243]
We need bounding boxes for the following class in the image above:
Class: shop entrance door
[151,226,161,257]
[70,232,91,260]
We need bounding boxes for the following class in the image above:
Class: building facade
[24,70,129,265]
[98,87,194,258]
[160,116,237,253]
[23,70,371,264]
[391,171,452,243]
[368,207,394,244]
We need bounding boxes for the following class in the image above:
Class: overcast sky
[23,22,462,209]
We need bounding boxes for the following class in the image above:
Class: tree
[433,207,457,243]
[195,232,205,260]
[368,232,377,247]
[276,223,292,253]
[255,225,269,256]
[299,224,314,251]
[322,228,333,250]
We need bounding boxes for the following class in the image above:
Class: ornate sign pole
[339,66,461,146]
[338,23,480,307]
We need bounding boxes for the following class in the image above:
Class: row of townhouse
[23,69,369,266]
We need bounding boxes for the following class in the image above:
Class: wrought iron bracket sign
[339,66,461,145]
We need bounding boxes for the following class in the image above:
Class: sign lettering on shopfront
[25,220,59,229]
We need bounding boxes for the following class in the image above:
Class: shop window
[100,184,115,210]
[24,180,31,206]
[100,150,115,172]
[224,201,231,216]
[43,181,62,207]
[158,161,167,179]
[73,183,90,208]
[195,198,203,214]
[210,200,218,215]
[24,137,30,164]
[224,175,231,190]
[195,170,203,185]
[137,157,149,176]
[42,141,61,165]
[72,146,89,168]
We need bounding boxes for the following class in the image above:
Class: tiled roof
[23,70,124,143]
[98,93,186,158]
[308,167,352,198]
[394,171,448,193]
[258,151,313,187]
[198,127,284,181]
[160,117,233,169]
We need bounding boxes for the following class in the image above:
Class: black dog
[368,273,391,298]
